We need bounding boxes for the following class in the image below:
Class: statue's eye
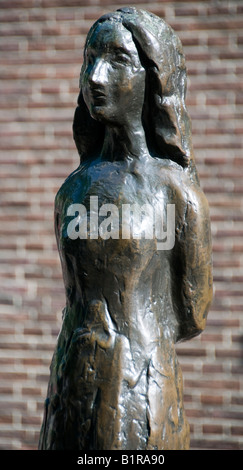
[117,53,129,64]
[111,52,130,66]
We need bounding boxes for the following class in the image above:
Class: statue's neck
[100,121,149,162]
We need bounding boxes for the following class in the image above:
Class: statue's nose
[88,58,109,86]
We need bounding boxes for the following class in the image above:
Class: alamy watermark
[66,196,175,250]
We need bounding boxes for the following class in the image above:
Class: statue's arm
[174,184,213,342]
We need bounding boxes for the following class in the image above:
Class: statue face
[81,21,146,125]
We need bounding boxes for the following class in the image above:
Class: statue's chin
[90,106,107,121]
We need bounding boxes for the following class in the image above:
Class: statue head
[73,7,197,180]
[81,16,147,130]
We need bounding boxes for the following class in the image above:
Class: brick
[185,379,240,391]
[191,439,241,450]
[0,415,13,425]
[231,365,243,375]
[231,396,243,406]
[177,347,206,357]
[201,395,223,406]
[202,364,224,374]
[212,410,243,421]
[175,8,199,17]
[207,6,235,16]
[203,425,223,434]
[0,1,36,7]
[207,36,230,46]
[231,426,243,436]
[215,349,243,359]
[201,333,223,342]
[22,387,42,396]
[21,416,42,426]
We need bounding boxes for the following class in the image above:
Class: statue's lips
[90,87,107,103]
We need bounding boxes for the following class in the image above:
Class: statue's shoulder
[54,166,84,211]
[152,158,189,190]
[154,159,207,210]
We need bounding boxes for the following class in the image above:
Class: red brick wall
[0,0,243,450]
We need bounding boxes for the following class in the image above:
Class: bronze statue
[39,7,213,450]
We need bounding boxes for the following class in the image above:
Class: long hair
[73,7,199,183]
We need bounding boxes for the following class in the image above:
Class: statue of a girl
[39,7,213,450]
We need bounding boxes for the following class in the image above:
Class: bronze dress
[39,156,212,450]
